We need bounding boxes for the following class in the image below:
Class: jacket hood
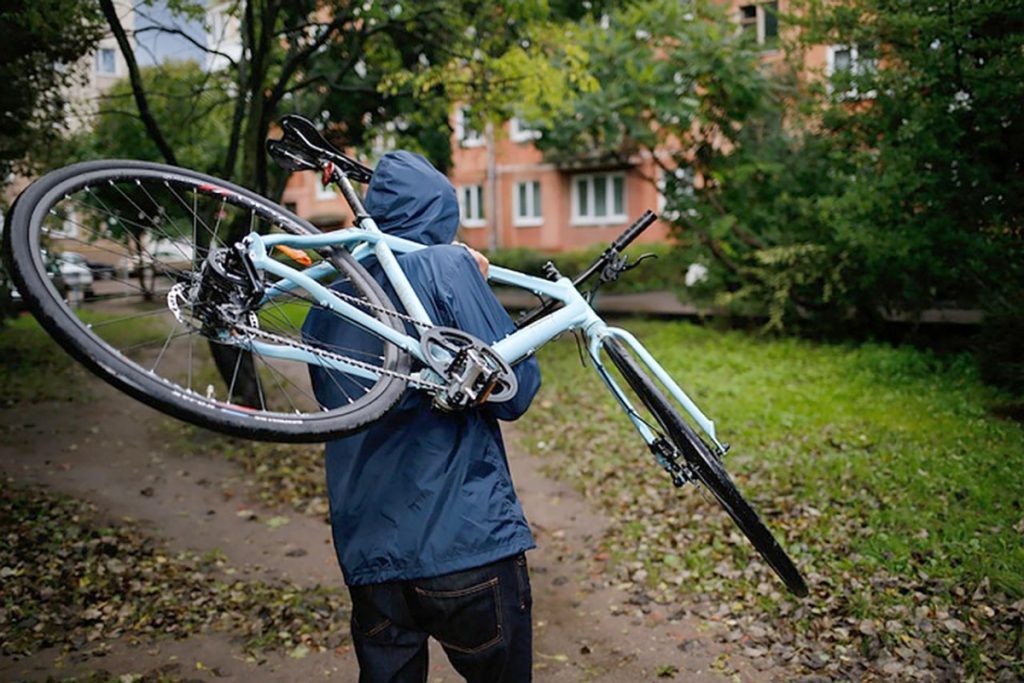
[364,151,458,246]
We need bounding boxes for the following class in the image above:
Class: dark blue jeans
[347,553,532,683]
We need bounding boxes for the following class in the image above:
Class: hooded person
[301,150,541,683]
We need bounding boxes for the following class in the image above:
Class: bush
[976,287,1024,397]
[485,242,691,295]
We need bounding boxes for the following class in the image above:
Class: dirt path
[0,377,775,682]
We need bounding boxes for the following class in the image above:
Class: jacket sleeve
[438,247,541,421]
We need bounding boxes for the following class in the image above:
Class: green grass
[0,314,85,406]
[0,311,168,407]
[520,320,1024,678]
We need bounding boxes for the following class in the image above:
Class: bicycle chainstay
[167,282,443,391]
[168,256,517,401]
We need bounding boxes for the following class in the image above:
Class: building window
[572,173,626,225]
[47,208,79,238]
[454,107,485,148]
[509,117,541,143]
[513,181,542,227]
[739,2,778,47]
[96,47,118,75]
[458,184,485,227]
[825,45,877,99]
[316,178,336,200]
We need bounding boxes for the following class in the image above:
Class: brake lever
[599,251,658,284]
[623,252,658,272]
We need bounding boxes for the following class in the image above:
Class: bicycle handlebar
[610,209,658,253]
[514,210,659,328]
[571,210,658,288]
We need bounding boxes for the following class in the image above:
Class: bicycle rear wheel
[602,338,809,597]
[3,159,410,442]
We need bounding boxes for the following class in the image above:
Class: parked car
[51,251,95,302]
[117,239,195,278]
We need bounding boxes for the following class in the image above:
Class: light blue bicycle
[3,115,808,596]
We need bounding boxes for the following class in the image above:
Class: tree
[532,0,785,309]
[536,0,772,165]
[544,0,1023,334]
[90,0,594,404]
[0,0,104,179]
[698,0,1024,332]
[793,0,1024,319]
[88,61,233,174]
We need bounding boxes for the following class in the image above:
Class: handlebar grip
[611,209,658,252]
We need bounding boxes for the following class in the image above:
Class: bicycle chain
[169,280,442,391]
[326,285,432,330]
[234,323,443,391]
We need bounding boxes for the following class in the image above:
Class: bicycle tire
[3,159,410,442]
[603,337,809,597]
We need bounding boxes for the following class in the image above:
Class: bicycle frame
[240,222,726,455]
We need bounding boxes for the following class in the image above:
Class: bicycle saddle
[266,114,374,183]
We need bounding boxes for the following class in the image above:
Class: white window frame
[571,172,627,226]
[738,2,779,47]
[509,117,541,143]
[316,177,336,200]
[458,184,485,228]
[96,47,118,76]
[513,180,543,227]
[47,208,79,238]
[825,44,877,99]
[454,107,485,148]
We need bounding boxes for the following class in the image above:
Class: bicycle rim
[3,160,410,442]
[602,338,809,597]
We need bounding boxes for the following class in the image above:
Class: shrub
[485,242,690,295]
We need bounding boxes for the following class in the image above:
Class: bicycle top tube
[258,229,586,307]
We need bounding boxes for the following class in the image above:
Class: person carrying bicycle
[302,150,541,683]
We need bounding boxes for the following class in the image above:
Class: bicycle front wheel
[3,160,410,442]
[603,338,809,597]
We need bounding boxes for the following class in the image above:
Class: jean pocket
[413,577,503,654]
[350,585,392,639]
[513,554,532,613]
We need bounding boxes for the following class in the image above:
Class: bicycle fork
[584,324,728,485]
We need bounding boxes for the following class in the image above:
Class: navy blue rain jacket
[302,151,541,586]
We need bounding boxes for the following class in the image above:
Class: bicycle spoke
[117,330,194,355]
[86,307,173,329]
[253,352,328,412]
[227,346,244,405]
[164,182,218,247]
[14,162,409,442]
[151,320,181,372]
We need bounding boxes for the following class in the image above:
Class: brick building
[283,0,857,252]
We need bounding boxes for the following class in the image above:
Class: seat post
[336,174,371,223]
[332,169,435,326]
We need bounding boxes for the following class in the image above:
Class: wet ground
[0,376,776,681]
